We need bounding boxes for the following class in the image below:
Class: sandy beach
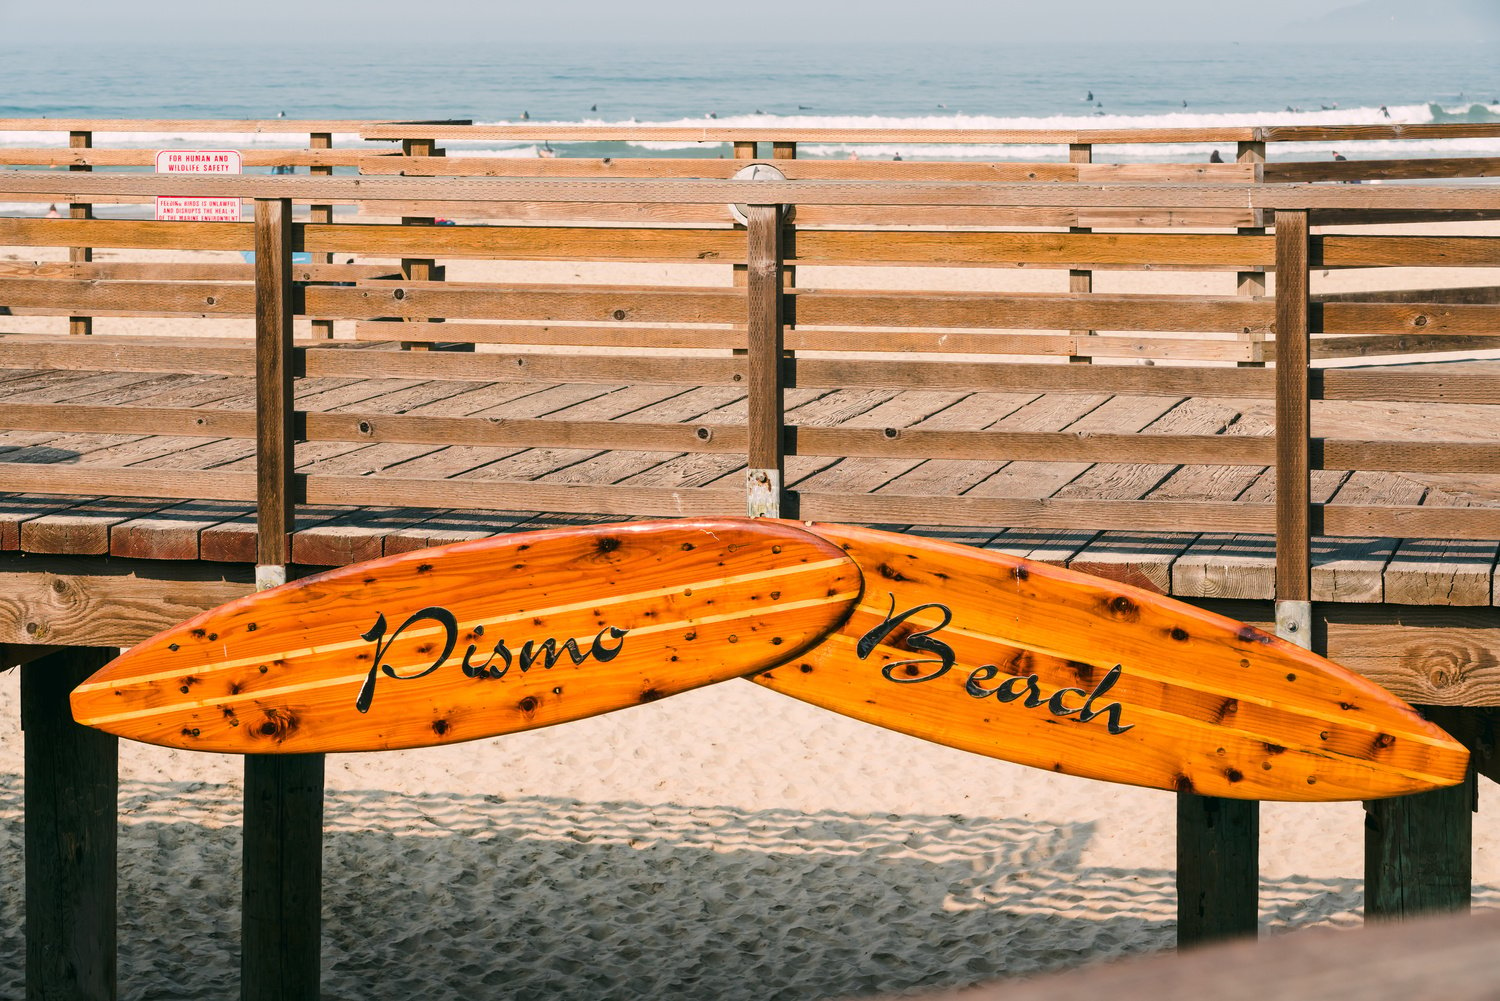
[3,668,1499,1000]
[2,217,1499,1000]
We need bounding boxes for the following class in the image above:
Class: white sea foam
[1,103,1495,161]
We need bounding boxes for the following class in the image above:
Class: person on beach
[45,204,60,217]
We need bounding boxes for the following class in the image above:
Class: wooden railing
[0,170,1497,562]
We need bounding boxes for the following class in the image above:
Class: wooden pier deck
[1,358,1496,604]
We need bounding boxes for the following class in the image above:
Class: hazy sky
[2,0,1364,44]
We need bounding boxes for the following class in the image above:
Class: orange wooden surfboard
[71,519,862,753]
[749,522,1468,802]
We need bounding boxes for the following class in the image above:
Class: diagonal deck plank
[1064,397,1256,592]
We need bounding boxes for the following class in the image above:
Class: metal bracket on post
[746,468,782,518]
[256,564,288,592]
[728,163,794,225]
[1275,599,1313,649]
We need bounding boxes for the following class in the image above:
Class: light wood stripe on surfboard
[827,600,1460,753]
[76,588,861,728]
[75,555,855,695]
[776,629,1460,789]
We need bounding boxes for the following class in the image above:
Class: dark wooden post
[1175,792,1259,947]
[23,647,118,1001]
[744,203,785,518]
[68,130,93,336]
[1365,704,1475,920]
[243,197,324,1001]
[1067,143,1094,364]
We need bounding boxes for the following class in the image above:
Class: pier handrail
[4,171,1500,207]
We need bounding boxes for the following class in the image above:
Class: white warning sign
[155,149,242,222]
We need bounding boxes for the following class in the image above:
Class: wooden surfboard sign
[71,517,1467,801]
[752,522,1468,802]
[70,519,863,754]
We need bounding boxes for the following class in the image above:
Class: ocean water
[0,39,1496,162]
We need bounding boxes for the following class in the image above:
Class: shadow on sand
[3,778,1478,1001]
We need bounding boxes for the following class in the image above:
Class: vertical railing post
[398,136,443,349]
[23,647,118,1001]
[745,203,785,518]
[243,197,324,1001]
[309,131,335,341]
[254,198,295,583]
[1236,140,1268,366]
[1067,142,1094,364]
[772,141,797,358]
[1274,208,1311,614]
[68,130,93,336]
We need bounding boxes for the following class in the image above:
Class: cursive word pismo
[354,606,627,713]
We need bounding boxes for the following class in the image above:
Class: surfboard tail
[751,521,1468,802]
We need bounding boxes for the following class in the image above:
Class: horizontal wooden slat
[1312,286,1500,306]
[1259,123,1500,142]
[0,149,401,168]
[4,171,1499,210]
[12,335,1490,403]
[0,335,740,383]
[796,231,1275,268]
[1310,209,1500,227]
[1323,505,1500,541]
[791,358,1272,396]
[302,473,741,517]
[373,156,1259,183]
[304,222,744,260]
[0,260,398,282]
[0,465,255,501]
[1320,440,1500,473]
[304,347,744,385]
[305,223,1279,268]
[0,218,253,250]
[359,124,1265,144]
[790,427,1275,464]
[798,493,1276,532]
[792,291,1272,333]
[309,283,743,323]
[315,413,742,451]
[353,321,1089,356]
[1317,370,1500,404]
[1317,236,1500,268]
[0,404,254,437]
[0,278,254,316]
[0,336,258,374]
[356,199,1258,229]
[2,281,1242,332]
[1266,156,1500,184]
[1320,302,1500,336]
[1302,333,1500,359]
[0,118,466,132]
[2,403,1491,475]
